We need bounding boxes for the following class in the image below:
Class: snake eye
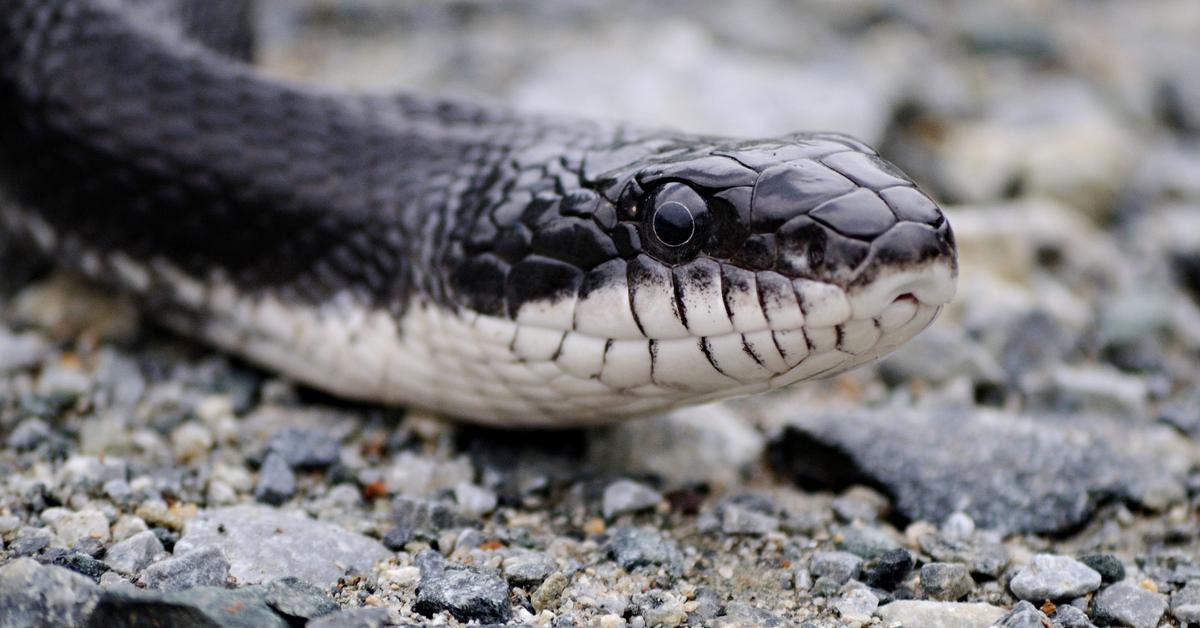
[643,183,710,261]
[652,201,695,247]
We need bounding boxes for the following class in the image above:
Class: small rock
[103,530,164,576]
[173,505,390,588]
[306,607,391,628]
[1092,582,1166,628]
[919,534,1011,578]
[0,328,50,374]
[262,576,338,620]
[141,546,231,591]
[837,525,901,560]
[832,486,890,522]
[1171,580,1200,622]
[1009,554,1102,601]
[255,452,297,505]
[864,548,914,590]
[531,572,569,613]
[0,558,101,627]
[37,548,111,582]
[170,422,214,462]
[6,418,51,451]
[809,551,863,586]
[607,527,684,576]
[453,483,498,517]
[715,602,792,628]
[834,584,878,623]
[8,527,52,556]
[720,503,780,536]
[602,479,662,519]
[1078,554,1125,584]
[587,405,765,486]
[387,496,477,547]
[266,427,341,469]
[502,550,558,588]
[52,510,110,547]
[876,600,1006,627]
[941,512,977,541]
[413,549,512,624]
[633,589,687,628]
[921,562,975,601]
[1053,603,1096,628]
[995,600,1052,627]
[89,586,287,628]
[0,514,21,535]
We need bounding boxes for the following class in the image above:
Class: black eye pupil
[653,201,695,247]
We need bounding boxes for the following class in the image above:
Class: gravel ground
[3,1,1200,626]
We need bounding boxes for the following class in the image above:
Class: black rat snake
[0,0,957,426]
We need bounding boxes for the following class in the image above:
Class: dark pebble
[389,496,477,546]
[1078,553,1125,583]
[864,548,914,590]
[36,548,111,582]
[255,452,297,506]
[413,549,512,624]
[89,586,288,628]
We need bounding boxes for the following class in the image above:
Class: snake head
[450,130,956,423]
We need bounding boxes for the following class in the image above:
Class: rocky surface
[4,0,1200,626]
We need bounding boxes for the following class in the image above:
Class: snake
[0,0,957,427]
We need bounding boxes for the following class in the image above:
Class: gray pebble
[453,482,498,517]
[1170,580,1200,623]
[255,452,296,505]
[389,496,477,547]
[632,589,687,628]
[607,527,684,576]
[601,479,662,519]
[919,534,1010,578]
[0,558,100,627]
[502,549,558,588]
[1092,582,1166,628]
[921,562,974,601]
[266,427,341,469]
[995,600,1052,627]
[90,586,288,628]
[720,503,780,536]
[6,418,51,451]
[833,584,878,623]
[1053,603,1097,628]
[103,530,164,576]
[142,546,231,591]
[261,576,338,620]
[306,607,390,628]
[940,512,977,541]
[1009,554,1102,601]
[716,602,791,627]
[413,549,512,624]
[808,551,862,586]
[876,600,1006,627]
[173,505,390,588]
[836,525,901,560]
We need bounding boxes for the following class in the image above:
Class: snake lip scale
[0,0,958,427]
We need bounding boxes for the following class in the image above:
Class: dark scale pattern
[0,0,955,341]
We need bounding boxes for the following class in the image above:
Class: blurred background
[3,1,1200,626]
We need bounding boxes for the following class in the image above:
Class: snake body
[0,0,957,426]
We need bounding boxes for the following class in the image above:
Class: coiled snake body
[0,0,957,426]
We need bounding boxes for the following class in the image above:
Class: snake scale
[0,0,957,426]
